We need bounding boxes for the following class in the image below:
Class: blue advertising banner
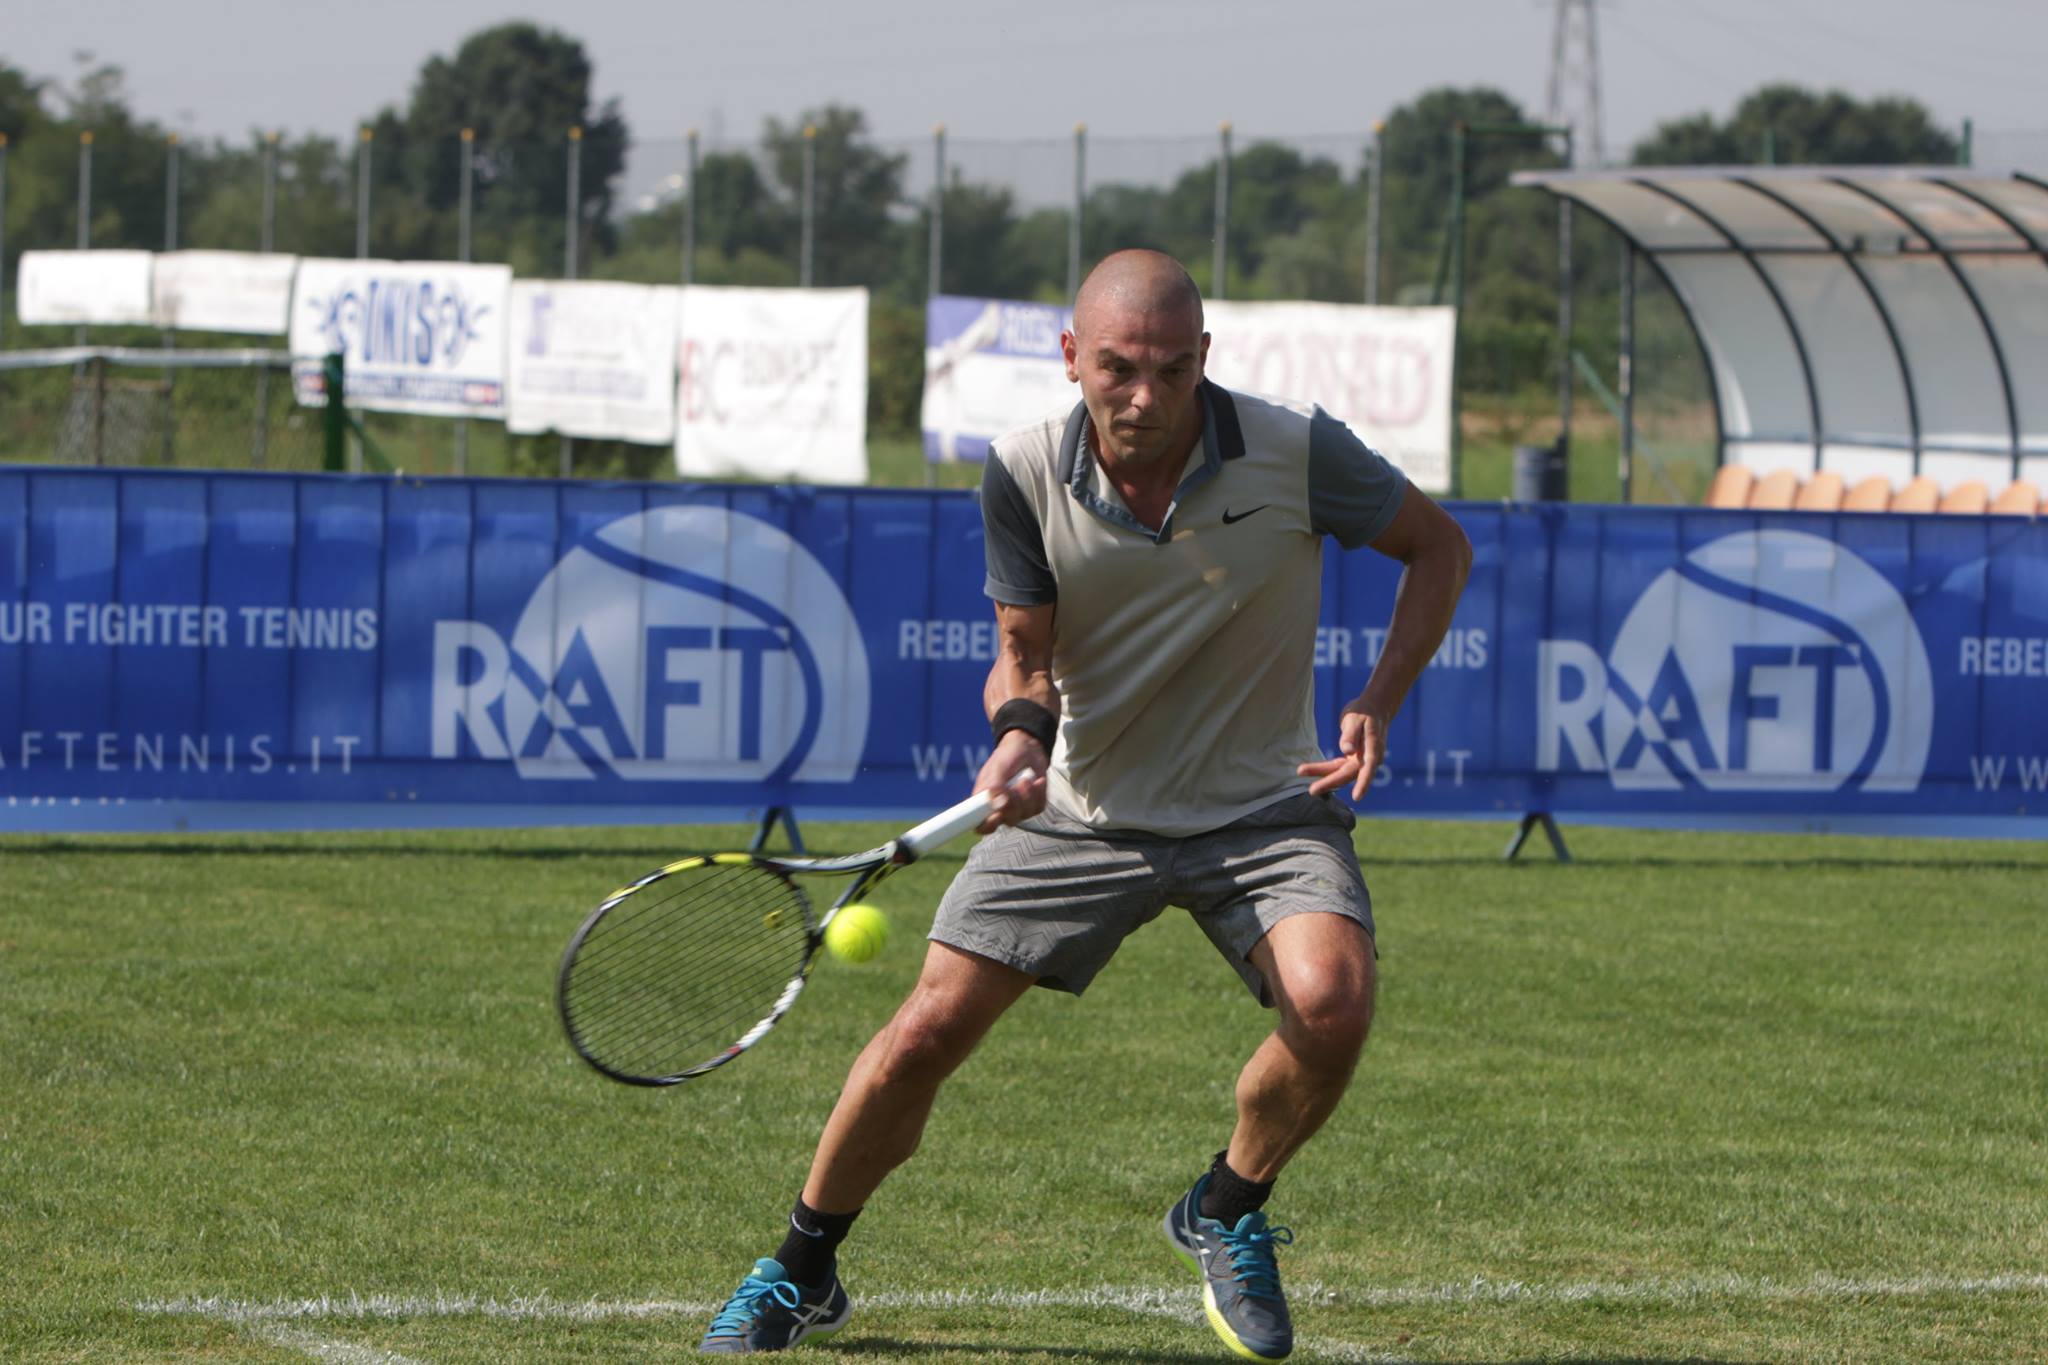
[1,468,2043,838]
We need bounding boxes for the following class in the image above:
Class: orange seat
[1990,480,2040,516]
[1891,477,1939,513]
[1706,465,1755,509]
[1843,476,1893,513]
[1748,470,1798,510]
[1794,471,1844,511]
[1939,481,1989,515]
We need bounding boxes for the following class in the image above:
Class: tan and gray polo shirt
[980,380,1408,837]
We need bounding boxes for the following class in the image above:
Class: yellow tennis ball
[824,904,888,964]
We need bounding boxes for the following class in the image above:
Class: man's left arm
[1297,410,1472,801]
[1298,485,1471,800]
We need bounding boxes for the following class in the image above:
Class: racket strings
[561,860,813,1081]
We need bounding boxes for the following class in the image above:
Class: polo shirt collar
[1058,381,1239,543]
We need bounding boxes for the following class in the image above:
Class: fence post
[0,134,9,351]
[75,131,92,349]
[1069,122,1085,298]
[800,123,817,287]
[1619,240,1635,504]
[254,131,279,468]
[928,124,945,300]
[683,127,698,285]
[1213,121,1231,300]
[323,353,346,473]
[561,126,582,479]
[457,127,474,476]
[355,127,372,258]
[1364,119,1384,305]
[1557,129,1574,458]
[162,133,180,466]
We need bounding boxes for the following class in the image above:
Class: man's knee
[870,946,1030,1087]
[1265,917,1376,1061]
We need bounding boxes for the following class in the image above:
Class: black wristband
[991,698,1057,755]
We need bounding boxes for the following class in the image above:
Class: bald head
[1072,249,1204,342]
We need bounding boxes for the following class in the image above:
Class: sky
[11,0,2045,182]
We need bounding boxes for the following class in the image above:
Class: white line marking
[135,1271,2048,1325]
[246,1324,427,1365]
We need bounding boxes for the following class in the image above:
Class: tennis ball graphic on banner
[825,905,888,964]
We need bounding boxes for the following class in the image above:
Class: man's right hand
[972,732,1049,833]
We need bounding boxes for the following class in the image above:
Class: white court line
[137,1271,2048,1323]
[136,1273,2048,1365]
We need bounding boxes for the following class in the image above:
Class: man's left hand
[1298,702,1387,802]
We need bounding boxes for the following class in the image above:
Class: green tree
[1633,84,1959,166]
[764,106,910,293]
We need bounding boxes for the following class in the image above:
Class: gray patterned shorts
[929,791,1374,1007]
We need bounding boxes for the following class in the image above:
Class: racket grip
[899,768,1039,860]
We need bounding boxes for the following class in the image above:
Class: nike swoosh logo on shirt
[1221,505,1269,525]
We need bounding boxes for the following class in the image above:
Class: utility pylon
[1546,0,1605,167]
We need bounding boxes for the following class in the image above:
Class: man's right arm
[975,446,1059,829]
[973,601,1055,830]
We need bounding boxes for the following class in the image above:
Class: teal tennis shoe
[698,1257,850,1354]
[1163,1175,1296,1360]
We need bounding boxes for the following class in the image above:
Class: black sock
[773,1197,861,1288]
[1198,1150,1273,1226]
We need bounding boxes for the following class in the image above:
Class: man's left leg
[1229,910,1376,1181]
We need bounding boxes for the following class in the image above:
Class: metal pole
[800,123,816,286]
[77,131,92,248]
[565,125,583,278]
[1213,121,1231,300]
[260,131,278,250]
[0,135,9,352]
[255,131,278,468]
[1068,122,1085,297]
[1961,117,1974,167]
[1447,122,1467,498]
[1558,129,1575,453]
[1365,119,1384,304]
[1619,240,1635,504]
[76,132,92,348]
[163,133,180,466]
[355,127,372,258]
[928,124,945,299]
[683,128,698,285]
[457,127,474,476]
[561,126,581,478]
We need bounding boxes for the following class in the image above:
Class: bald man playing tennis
[701,249,1471,1358]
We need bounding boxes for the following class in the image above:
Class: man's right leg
[804,940,1036,1212]
[699,942,1033,1354]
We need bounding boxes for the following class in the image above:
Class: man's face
[1061,302,1209,468]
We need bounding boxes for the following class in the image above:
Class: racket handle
[899,768,1039,861]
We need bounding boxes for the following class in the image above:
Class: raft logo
[1538,530,1933,793]
[430,506,869,784]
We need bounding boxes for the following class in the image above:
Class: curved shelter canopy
[1513,167,2048,491]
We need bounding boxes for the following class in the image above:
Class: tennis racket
[556,773,1032,1087]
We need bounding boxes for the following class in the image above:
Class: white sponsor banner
[919,295,1075,462]
[17,250,156,326]
[1203,301,1456,494]
[288,258,513,418]
[506,280,680,444]
[676,286,869,484]
[151,251,297,334]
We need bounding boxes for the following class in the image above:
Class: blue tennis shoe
[698,1257,850,1354]
[1163,1174,1296,1360]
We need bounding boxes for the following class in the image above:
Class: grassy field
[2,818,2043,1363]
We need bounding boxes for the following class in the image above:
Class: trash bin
[1513,438,1569,502]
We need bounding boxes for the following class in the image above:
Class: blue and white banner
[289,258,513,418]
[920,295,1075,463]
[1,470,2042,838]
[507,280,680,443]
